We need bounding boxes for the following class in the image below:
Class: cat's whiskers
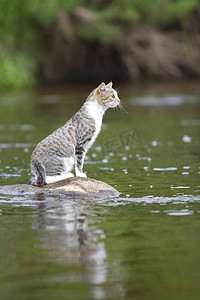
[116,87,120,93]
[118,100,128,115]
[122,97,128,108]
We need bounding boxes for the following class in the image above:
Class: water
[0,82,200,300]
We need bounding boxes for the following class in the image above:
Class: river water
[0,82,200,300]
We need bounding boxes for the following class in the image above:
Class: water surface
[0,82,200,300]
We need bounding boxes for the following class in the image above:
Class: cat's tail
[28,160,46,187]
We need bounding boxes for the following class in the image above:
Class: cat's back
[31,119,75,158]
[31,105,95,160]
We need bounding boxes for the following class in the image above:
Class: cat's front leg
[76,169,87,178]
[75,145,87,178]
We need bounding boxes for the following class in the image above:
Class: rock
[0,177,120,199]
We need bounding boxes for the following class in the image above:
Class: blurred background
[1,0,200,89]
[1,2,200,300]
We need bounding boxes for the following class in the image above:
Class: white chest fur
[86,101,107,146]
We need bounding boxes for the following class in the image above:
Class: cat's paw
[28,177,36,185]
[28,177,46,187]
[76,172,87,178]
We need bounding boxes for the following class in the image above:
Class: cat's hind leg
[28,160,46,187]
[45,156,75,184]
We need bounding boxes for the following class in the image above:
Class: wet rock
[0,177,120,199]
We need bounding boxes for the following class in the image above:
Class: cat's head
[93,82,120,108]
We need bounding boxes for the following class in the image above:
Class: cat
[28,82,120,186]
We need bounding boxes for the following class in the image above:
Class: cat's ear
[107,81,113,88]
[97,82,106,94]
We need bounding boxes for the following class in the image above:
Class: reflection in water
[32,196,124,299]
[1,83,200,299]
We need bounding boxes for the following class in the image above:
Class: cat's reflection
[32,196,123,299]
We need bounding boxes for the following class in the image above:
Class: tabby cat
[29,82,120,186]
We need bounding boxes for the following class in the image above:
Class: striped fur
[28,82,120,186]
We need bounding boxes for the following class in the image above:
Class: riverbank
[1,1,200,88]
[40,13,200,84]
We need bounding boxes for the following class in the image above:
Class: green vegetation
[89,0,198,25]
[0,0,199,88]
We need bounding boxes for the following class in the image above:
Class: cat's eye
[112,94,115,98]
